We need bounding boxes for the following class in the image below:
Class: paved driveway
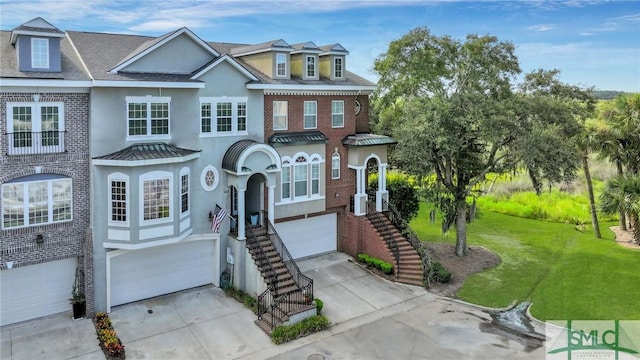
[0,252,546,360]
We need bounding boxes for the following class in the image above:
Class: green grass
[411,203,640,320]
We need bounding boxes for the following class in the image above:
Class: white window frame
[126,96,171,141]
[305,55,316,78]
[139,171,173,225]
[180,167,190,218]
[108,172,129,227]
[273,101,288,130]
[333,57,344,79]
[199,97,248,136]
[6,102,65,155]
[332,152,341,179]
[331,100,344,128]
[31,38,49,69]
[200,165,219,191]
[1,175,73,229]
[278,153,324,204]
[303,101,317,129]
[276,53,287,78]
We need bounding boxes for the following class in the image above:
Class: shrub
[314,298,324,315]
[93,312,125,358]
[225,286,259,315]
[357,253,370,263]
[430,262,452,283]
[270,315,330,344]
[358,253,394,275]
[380,262,393,274]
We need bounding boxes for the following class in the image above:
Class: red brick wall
[344,213,394,266]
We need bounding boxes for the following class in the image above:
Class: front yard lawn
[411,203,640,320]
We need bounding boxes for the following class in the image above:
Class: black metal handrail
[247,221,279,323]
[382,198,434,286]
[366,199,400,268]
[5,131,66,155]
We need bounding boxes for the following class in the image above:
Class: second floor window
[6,102,65,155]
[306,55,316,78]
[273,101,288,130]
[332,100,344,128]
[2,175,72,229]
[276,53,287,77]
[304,101,317,129]
[200,97,248,135]
[332,152,341,179]
[280,154,323,202]
[126,96,170,139]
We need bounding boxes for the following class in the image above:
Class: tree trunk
[455,199,467,257]
[528,169,542,196]
[616,159,627,231]
[630,213,640,245]
[583,154,601,238]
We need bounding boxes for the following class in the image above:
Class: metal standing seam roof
[222,139,259,171]
[342,134,398,147]
[93,143,200,161]
[268,131,328,146]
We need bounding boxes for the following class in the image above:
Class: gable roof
[319,43,349,56]
[230,39,293,57]
[10,17,65,44]
[108,27,220,74]
[190,54,258,81]
[291,41,322,54]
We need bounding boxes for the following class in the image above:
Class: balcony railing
[5,131,66,155]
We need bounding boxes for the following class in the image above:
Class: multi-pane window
[332,153,340,179]
[304,101,317,129]
[2,175,72,229]
[181,173,189,214]
[334,57,343,78]
[143,178,170,221]
[200,98,248,135]
[216,102,232,132]
[332,100,344,128]
[110,180,127,223]
[306,55,316,78]
[31,38,49,68]
[280,154,323,202]
[276,53,287,77]
[7,103,65,154]
[126,96,170,138]
[273,101,288,130]
[294,157,308,197]
[281,165,291,199]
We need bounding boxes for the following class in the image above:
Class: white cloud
[526,24,555,32]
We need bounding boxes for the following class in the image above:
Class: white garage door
[274,213,337,259]
[0,258,76,326]
[110,240,214,308]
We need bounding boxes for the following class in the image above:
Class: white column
[238,188,246,240]
[267,185,275,225]
[376,163,388,212]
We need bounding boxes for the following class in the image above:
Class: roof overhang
[92,80,205,88]
[191,55,258,81]
[0,79,91,88]
[10,30,65,45]
[248,84,376,92]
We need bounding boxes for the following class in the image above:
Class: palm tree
[600,175,640,244]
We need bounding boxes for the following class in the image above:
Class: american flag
[211,204,227,233]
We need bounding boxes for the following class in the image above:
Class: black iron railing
[247,222,279,324]
[5,131,65,155]
[366,199,400,268]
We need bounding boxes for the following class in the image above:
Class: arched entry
[246,173,266,226]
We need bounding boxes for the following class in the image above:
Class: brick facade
[344,213,395,266]
[0,92,92,302]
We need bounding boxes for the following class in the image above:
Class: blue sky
[1,0,638,91]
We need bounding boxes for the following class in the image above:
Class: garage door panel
[110,240,214,308]
[0,258,76,326]
[274,214,337,259]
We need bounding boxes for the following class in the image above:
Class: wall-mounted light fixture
[35,234,44,244]
[208,211,213,220]
[335,193,340,198]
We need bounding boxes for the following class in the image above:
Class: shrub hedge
[270,315,330,344]
[357,253,394,274]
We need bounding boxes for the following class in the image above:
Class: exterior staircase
[366,209,424,286]
[245,216,315,334]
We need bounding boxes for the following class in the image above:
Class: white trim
[92,80,204,88]
[93,152,200,167]
[332,152,341,179]
[200,165,219,191]
[191,55,258,81]
[331,100,345,128]
[0,79,91,88]
[10,30,65,45]
[125,96,171,140]
[6,102,65,155]
[250,84,376,91]
[236,143,281,175]
[304,55,317,79]
[109,28,219,74]
[107,172,129,227]
[333,57,345,79]
[303,100,317,129]
[275,53,288,78]
[272,100,288,131]
[179,167,190,218]
[139,171,173,226]
[199,97,249,136]
[31,38,49,69]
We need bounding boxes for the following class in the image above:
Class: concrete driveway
[0,252,546,360]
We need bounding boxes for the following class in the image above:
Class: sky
[1,0,638,92]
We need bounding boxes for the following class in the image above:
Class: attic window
[276,53,287,77]
[334,57,343,78]
[31,38,49,69]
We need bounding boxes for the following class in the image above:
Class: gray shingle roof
[93,143,200,161]
[342,134,397,147]
[268,131,328,146]
[0,31,90,80]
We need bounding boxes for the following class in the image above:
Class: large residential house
[1,18,423,330]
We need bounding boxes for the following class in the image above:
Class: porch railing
[366,199,400,268]
[5,131,65,155]
[248,221,279,324]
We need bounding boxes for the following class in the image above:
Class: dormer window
[31,38,49,69]
[306,55,316,78]
[276,53,287,77]
[334,57,343,79]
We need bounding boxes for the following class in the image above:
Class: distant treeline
[593,90,630,100]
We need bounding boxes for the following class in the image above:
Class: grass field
[410,203,640,320]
